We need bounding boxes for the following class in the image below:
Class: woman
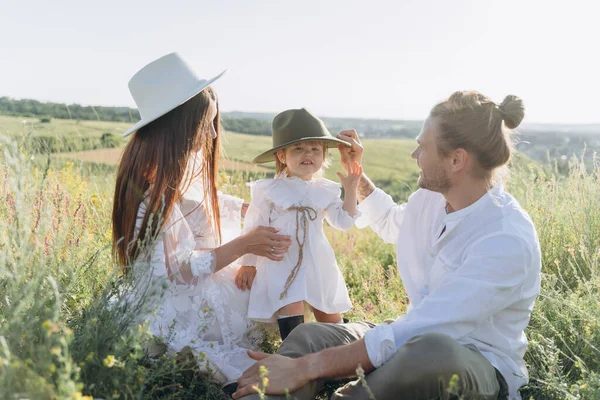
[111,53,291,389]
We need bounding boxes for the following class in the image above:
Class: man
[233,91,541,400]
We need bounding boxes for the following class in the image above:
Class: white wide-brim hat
[122,52,227,137]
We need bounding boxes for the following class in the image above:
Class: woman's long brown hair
[112,87,222,269]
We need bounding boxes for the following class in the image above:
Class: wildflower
[42,320,53,330]
[103,354,117,368]
[447,374,461,395]
[50,347,61,356]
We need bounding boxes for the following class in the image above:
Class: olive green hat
[252,108,351,164]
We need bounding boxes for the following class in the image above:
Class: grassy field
[1,118,599,399]
[0,115,132,138]
[40,119,423,201]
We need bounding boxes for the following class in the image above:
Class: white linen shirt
[357,185,541,399]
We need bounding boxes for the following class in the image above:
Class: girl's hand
[243,226,291,261]
[337,161,363,193]
[235,266,257,291]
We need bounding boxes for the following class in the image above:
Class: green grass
[1,124,598,399]
[0,115,132,138]
[222,131,421,201]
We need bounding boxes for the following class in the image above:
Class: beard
[418,162,452,193]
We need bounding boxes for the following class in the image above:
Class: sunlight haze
[1,0,598,124]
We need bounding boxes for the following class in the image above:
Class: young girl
[235,108,362,340]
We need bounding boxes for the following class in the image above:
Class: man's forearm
[358,173,376,203]
[301,339,375,381]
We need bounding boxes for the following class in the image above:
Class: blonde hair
[275,140,330,175]
[430,91,525,180]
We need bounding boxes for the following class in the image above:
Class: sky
[1,0,599,124]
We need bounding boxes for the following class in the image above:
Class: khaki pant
[242,322,508,400]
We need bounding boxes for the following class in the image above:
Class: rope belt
[279,205,318,300]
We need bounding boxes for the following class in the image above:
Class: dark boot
[222,382,238,398]
[277,314,304,341]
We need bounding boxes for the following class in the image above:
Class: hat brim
[252,137,352,164]
[121,69,227,138]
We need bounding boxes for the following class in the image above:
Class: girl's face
[277,142,325,180]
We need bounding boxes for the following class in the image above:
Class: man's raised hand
[337,129,364,173]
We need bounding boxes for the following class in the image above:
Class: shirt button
[429,252,435,258]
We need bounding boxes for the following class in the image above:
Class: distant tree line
[221,116,271,135]
[0,97,424,139]
[0,97,140,122]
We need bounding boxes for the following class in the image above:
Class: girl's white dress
[241,176,357,322]
[132,155,260,386]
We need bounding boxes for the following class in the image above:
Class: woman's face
[207,98,218,139]
[192,96,219,152]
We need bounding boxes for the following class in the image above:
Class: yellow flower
[50,347,61,356]
[103,354,116,368]
[42,320,53,330]
[71,393,93,400]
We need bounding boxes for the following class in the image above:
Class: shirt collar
[444,183,504,224]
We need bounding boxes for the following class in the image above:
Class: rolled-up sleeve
[364,323,398,368]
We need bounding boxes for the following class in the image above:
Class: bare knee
[279,301,304,316]
[313,308,341,323]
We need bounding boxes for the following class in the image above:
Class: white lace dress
[240,176,357,322]
[133,176,260,386]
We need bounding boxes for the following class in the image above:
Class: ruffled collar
[250,176,341,210]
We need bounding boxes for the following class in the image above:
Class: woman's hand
[243,226,291,261]
[337,161,363,194]
[337,129,364,173]
[235,266,256,291]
